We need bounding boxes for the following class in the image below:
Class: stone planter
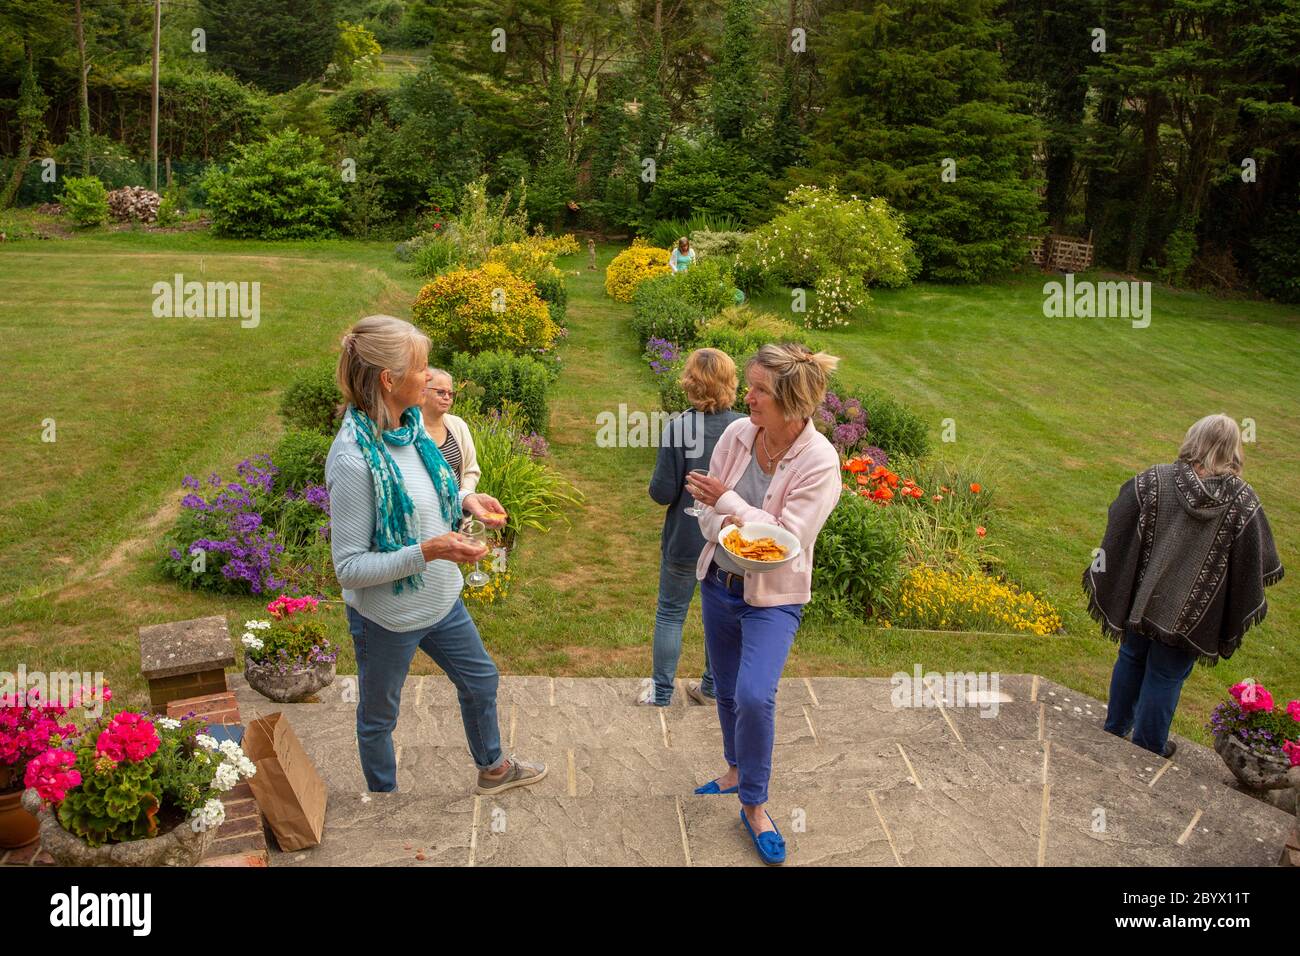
[1214,732,1295,791]
[245,658,335,703]
[21,789,216,866]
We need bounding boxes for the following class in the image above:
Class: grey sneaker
[476,755,547,795]
[685,682,716,706]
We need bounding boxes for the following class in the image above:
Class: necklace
[759,427,798,473]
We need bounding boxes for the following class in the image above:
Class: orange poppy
[976,526,986,537]
[970,483,981,494]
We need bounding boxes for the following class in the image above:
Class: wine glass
[684,469,710,517]
[460,518,490,588]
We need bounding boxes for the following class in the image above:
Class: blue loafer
[694,779,739,795]
[740,809,786,865]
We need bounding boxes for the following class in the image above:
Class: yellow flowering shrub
[486,234,579,286]
[412,262,558,356]
[463,570,512,606]
[890,566,1062,636]
[605,240,671,302]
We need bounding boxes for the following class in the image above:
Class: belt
[707,561,746,594]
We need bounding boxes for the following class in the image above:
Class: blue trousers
[700,565,803,806]
[346,601,505,792]
[1103,626,1197,755]
[651,559,716,705]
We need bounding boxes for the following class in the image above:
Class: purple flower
[180,493,207,510]
[181,475,201,490]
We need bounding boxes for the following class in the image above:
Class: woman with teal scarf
[325,315,547,795]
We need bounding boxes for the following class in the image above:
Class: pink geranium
[24,748,82,802]
[1287,700,1300,722]
[266,594,320,620]
[1238,683,1274,714]
[95,712,160,763]
[1283,740,1300,768]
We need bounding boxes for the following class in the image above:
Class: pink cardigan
[696,417,844,606]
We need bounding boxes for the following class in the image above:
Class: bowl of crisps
[716,523,801,572]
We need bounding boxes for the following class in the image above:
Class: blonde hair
[680,348,738,413]
[1178,413,1244,477]
[337,314,430,431]
[746,344,840,420]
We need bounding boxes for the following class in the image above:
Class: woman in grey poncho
[1084,414,1284,758]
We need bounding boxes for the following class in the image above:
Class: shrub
[202,129,343,239]
[859,389,930,459]
[631,275,709,347]
[461,401,582,549]
[485,234,578,326]
[413,262,559,359]
[533,268,567,327]
[644,213,747,249]
[1251,209,1300,303]
[407,230,459,276]
[605,241,672,301]
[451,350,551,434]
[59,176,109,226]
[807,491,905,622]
[736,185,916,327]
[273,429,333,491]
[280,363,343,436]
[673,257,738,315]
[695,305,814,361]
[691,229,748,259]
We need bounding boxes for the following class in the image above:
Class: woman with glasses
[420,369,480,493]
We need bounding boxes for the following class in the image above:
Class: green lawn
[1,231,1296,747]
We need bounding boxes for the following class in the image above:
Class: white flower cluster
[190,798,226,833]
[209,738,258,792]
[241,632,265,651]
[196,734,219,751]
[156,716,181,731]
[244,619,271,630]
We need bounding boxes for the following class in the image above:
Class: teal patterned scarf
[347,403,461,594]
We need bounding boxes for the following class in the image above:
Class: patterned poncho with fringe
[1083,460,1284,666]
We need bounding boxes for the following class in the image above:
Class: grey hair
[337,314,430,431]
[1178,413,1244,477]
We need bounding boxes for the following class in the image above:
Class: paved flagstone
[228,674,1294,867]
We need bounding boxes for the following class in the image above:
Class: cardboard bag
[243,711,327,851]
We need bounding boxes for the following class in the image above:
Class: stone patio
[227,673,1295,867]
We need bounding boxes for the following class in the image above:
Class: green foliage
[858,390,931,460]
[737,185,915,327]
[690,229,749,259]
[631,276,709,348]
[695,305,817,361]
[245,614,334,667]
[201,0,341,93]
[1153,218,1197,286]
[450,350,551,435]
[412,262,557,359]
[808,0,1045,282]
[57,737,163,847]
[280,363,343,436]
[460,400,582,549]
[58,176,109,226]
[709,0,759,143]
[885,456,994,575]
[807,491,905,622]
[1251,209,1300,303]
[647,140,773,226]
[406,176,529,276]
[331,20,382,86]
[643,213,746,250]
[203,129,343,239]
[325,85,394,135]
[273,429,334,491]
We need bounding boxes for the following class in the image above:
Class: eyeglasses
[429,388,455,399]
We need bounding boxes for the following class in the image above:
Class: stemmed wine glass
[684,469,710,517]
[460,518,490,588]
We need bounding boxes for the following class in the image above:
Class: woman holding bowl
[326,314,546,796]
[684,343,844,864]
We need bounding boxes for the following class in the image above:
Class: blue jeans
[346,601,504,791]
[700,565,803,806]
[1103,626,1198,755]
[652,559,715,705]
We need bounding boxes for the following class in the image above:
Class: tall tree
[200,0,340,93]
[710,0,759,142]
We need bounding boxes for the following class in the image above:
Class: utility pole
[151,0,161,191]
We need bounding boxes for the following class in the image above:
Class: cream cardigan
[424,411,480,493]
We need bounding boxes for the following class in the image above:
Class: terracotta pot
[21,789,217,866]
[1213,732,1295,791]
[0,784,40,849]
[245,658,335,703]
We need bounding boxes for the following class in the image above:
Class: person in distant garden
[326,314,546,796]
[420,368,480,493]
[642,348,744,707]
[684,344,844,865]
[669,236,696,273]
[1085,413,1283,760]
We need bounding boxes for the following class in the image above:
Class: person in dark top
[1084,413,1283,759]
[642,349,743,706]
